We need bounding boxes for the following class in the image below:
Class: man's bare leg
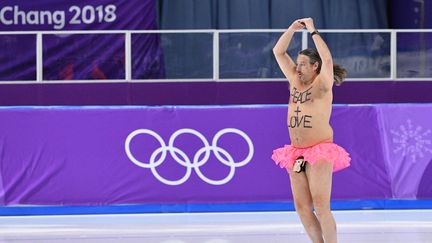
[289,169,324,243]
[306,160,337,243]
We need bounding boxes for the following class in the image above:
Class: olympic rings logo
[125,128,254,186]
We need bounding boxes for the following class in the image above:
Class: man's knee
[312,196,331,218]
[294,200,314,217]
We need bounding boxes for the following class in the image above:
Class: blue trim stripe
[1,200,432,216]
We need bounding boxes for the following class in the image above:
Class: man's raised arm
[300,18,334,86]
[273,20,305,82]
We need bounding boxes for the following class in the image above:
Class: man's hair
[298,48,347,86]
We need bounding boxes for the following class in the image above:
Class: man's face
[296,54,317,83]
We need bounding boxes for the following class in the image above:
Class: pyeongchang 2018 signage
[0,4,117,30]
[0,1,156,30]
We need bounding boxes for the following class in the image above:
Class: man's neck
[300,76,316,87]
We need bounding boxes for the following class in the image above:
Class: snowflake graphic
[390,119,432,163]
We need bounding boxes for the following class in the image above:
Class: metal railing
[0,29,431,83]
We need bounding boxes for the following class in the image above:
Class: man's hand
[298,18,316,33]
[289,19,306,31]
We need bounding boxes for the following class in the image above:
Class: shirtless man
[271,18,351,243]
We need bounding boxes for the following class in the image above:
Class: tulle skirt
[271,142,351,172]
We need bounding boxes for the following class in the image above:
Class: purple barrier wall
[0,104,431,206]
[0,81,432,106]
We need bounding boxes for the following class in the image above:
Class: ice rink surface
[1,210,432,243]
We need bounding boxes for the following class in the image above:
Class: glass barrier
[0,34,36,81]
[397,32,432,78]
[0,30,431,82]
[310,32,391,79]
[133,33,213,79]
[219,32,302,79]
[43,34,125,81]
[219,32,391,79]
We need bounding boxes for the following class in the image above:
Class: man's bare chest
[289,85,322,104]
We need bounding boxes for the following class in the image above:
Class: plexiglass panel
[309,33,391,78]
[43,34,125,80]
[0,35,36,81]
[219,32,302,79]
[397,32,432,78]
[135,33,213,79]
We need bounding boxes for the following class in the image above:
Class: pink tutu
[271,142,351,172]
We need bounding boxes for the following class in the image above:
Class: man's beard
[299,74,312,85]
[299,74,307,82]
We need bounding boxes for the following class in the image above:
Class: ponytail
[333,64,347,86]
